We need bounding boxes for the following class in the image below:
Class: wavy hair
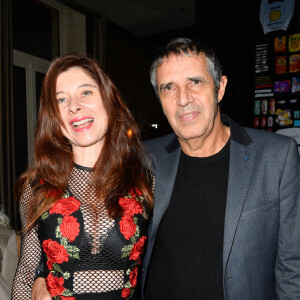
[15,53,153,231]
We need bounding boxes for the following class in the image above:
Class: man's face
[156,53,227,145]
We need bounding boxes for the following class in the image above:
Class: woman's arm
[11,184,47,299]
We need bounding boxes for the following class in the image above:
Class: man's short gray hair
[150,37,223,98]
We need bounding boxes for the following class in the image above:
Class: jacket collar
[165,114,253,154]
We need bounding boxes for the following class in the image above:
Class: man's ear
[217,76,228,103]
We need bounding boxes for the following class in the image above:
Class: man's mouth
[179,111,199,122]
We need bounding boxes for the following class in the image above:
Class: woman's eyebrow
[56,83,98,95]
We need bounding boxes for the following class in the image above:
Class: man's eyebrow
[56,84,98,95]
[187,76,206,83]
[159,82,173,92]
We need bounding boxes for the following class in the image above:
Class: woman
[12,54,153,300]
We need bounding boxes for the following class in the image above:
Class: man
[142,38,300,299]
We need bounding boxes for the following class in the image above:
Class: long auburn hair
[15,53,153,232]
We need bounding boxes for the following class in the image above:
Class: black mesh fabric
[12,164,148,299]
[12,183,40,299]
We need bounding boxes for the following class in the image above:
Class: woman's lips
[70,117,94,132]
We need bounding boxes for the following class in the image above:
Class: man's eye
[57,97,67,103]
[162,85,173,92]
[160,84,175,93]
[83,90,92,96]
[192,79,200,84]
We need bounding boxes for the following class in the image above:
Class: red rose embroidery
[50,197,81,216]
[129,266,138,287]
[121,288,131,299]
[46,273,65,297]
[47,260,53,270]
[119,197,142,216]
[119,215,136,240]
[130,188,142,197]
[42,239,69,264]
[61,297,76,300]
[46,188,60,198]
[129,236,147,260]
[39,178,60,198]
[60,215,80,242]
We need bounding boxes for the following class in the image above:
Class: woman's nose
[68,98,83,114]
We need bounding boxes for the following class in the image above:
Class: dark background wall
[104,0,263,140]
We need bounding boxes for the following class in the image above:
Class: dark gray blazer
[141,115,300,300]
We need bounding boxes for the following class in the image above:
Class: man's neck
[179,122,231,158]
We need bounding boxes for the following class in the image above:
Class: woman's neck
[72,145,101,168]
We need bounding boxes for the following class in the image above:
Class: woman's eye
[57,97,67,103]
[83,90,92,96]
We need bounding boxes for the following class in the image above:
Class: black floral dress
[12,164,149,300]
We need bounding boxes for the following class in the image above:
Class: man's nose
[177,87,193,107]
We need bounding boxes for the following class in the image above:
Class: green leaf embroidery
[53,263,64,274]
[134,225,140,239]
[142,210,148,220]
[130,236,137,244]
[61,237,68,247]
[124,281,132,288]
[66,245,80,259]
[55,226,62,239]
[62,191,69,199]
[121,244,133,258]
[41,211,50,220]
[62,288,73,296]
[63,272,71,280]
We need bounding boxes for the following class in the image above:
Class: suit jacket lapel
[223,139,256,275]
[149,144,181,245]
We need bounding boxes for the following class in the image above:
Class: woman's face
[56,67,108,156]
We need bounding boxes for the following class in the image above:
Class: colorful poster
[289,33,300,52]
[274,36,286,53]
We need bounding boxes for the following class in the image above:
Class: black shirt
[145,140,230,300]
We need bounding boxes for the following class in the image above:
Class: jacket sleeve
[275,138,300,299]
